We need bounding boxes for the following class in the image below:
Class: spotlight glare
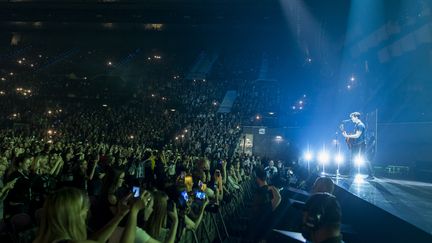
[304,151,313,161]
[318,151,330,164]
[335,153,344,164]
[354,173,365,183]
[354,155,364,166]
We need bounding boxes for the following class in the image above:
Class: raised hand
[168,204,178,222]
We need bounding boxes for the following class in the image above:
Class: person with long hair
[33,187,135,243]
[144,190,178,243]
[94,168,127,229]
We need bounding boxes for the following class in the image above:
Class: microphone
[341,119,351,123]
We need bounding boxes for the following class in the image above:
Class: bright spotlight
[318,151,330,164]
[335,153,344,164]
[304,151,313,161]
[354,155,364,166]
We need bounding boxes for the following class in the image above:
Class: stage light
[304,151,313,161]
[354,155,364,166]
[318,151,330,164]
[350,76,355,81]
[335,153,344,164]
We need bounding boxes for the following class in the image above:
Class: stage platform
[333,174,432,235]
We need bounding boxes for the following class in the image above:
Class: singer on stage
[342,112,374,179]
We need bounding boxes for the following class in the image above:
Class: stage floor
[332,174,432,235]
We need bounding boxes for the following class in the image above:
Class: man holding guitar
[342,112,374,179]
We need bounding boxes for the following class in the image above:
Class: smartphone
[181,190,189,201]
[195,191,206,200]
[177,190,189,209]
[132,186,140,198]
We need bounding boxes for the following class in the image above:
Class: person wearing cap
[301,193,343,243]
[311,177,334,195]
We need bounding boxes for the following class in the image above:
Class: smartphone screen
[181,190,189,201]
[195,191,206,200]
[132,186,140,198]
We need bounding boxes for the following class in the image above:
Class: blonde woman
[33,187,143,243]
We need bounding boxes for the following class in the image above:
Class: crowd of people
[0,42,259,243]
[0,41,345,243]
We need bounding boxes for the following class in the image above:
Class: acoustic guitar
[339,124,353,149]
